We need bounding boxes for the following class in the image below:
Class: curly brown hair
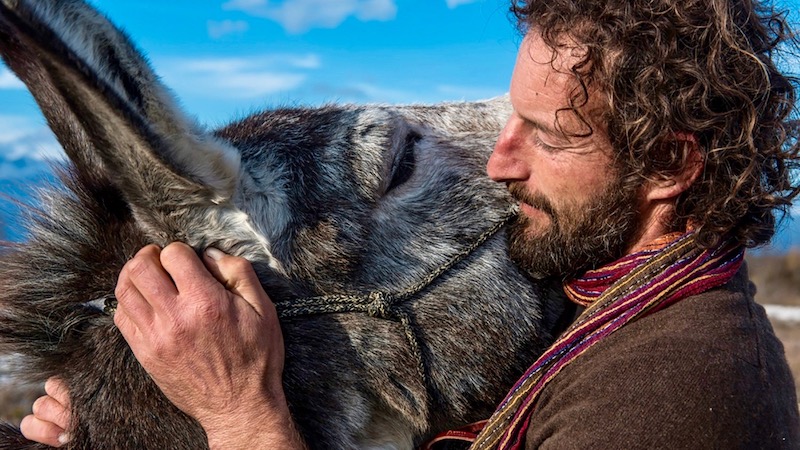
[511,0,800,248]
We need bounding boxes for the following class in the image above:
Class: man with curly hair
[458,0,800,447]
[21,0,800,448]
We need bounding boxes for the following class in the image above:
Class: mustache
[507,182,557,218]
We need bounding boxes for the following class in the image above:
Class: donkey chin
[0,0,566,448]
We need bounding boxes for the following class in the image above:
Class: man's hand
[20,378,71,447]
[113,243,305,450]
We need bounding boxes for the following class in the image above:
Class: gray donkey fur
[0,0,566,448]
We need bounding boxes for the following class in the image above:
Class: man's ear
[644,132,704,202]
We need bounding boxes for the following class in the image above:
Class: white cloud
[445,0,480,8]
[211,72,305,98]
[3,132,66,161]
[156,54,320,99]
[207,19,250,39]
[178,54,321,72]
[222,0,397,34]
[0,117,62,162]
[0,116,37,145]
[307,81,503,105]
[0,68,25,89]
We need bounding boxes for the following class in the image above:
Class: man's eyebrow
[522,113,564,137]
[523,109,593,142]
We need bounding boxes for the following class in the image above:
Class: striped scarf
[423,230,744,450]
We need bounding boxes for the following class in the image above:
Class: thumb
[203,248,272,316]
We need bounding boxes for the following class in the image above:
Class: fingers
[44,378,70,413]
[117,245,177,316]
[113,275,151,337]
[116,242,272,323]
[21,379,72,447]
[32,394,70,431]
[114,245,171,347]
[160,242,219,297]
[202,247,273,317]
[20,415,68,448]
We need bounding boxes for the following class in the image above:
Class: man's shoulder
[613,271,768,365]
[525,273,800,449]
[570,268,786,378]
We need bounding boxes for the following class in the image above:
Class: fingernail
[58,432,72,445]
[205,247,225,261]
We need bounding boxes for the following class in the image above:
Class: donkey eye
[386,131,420,194]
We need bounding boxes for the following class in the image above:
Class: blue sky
[0,0,522,130]
[0,0,798,249]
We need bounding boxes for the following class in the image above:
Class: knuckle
[123,245,164,279]
[31,396,45,415]
[126,245,161,271]
[160,242,193,266]
[112,311,126,330]
[149,338,167,357]
[124,256,151,281]
[149,330,180,360]
[32,396,57,419]
[113,308,137,338]
[114,282,134,305]
[137,244,161,258]
[228,256,255,278]
[193,298,224,323]
[168,314,190,337]
[44,378,64,398]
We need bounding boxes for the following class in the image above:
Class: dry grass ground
[774,324,800,399]
[748,250,800,306]
[749,249,800,401]
[1,250,799,424]
[0,382,41,425]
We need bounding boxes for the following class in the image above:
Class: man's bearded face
[506,174,642,281]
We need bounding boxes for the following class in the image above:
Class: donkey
[0,0,566,448]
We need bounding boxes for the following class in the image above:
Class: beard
[507,175,642,282]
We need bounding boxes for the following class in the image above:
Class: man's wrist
[202,391,306,450]
[204,408,306,450]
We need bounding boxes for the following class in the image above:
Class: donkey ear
[0,0,240,205]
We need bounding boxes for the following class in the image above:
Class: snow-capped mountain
[0,127,61,241]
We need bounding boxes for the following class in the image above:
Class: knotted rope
[274,207,518,399]
[99,206,518,412]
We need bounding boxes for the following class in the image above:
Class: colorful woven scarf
[423,230,744,450]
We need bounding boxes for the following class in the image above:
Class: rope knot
[366,291,393,319]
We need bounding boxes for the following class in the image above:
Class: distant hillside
[0,152,55,241]
[748,250,800,306]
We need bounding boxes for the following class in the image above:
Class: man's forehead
[522,32,589,72]
[511,33,605,138]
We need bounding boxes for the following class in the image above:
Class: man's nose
[487,120,530,183]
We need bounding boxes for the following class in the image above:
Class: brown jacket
[524,265,799,449]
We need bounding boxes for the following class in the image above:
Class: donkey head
[0,1,565,448]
